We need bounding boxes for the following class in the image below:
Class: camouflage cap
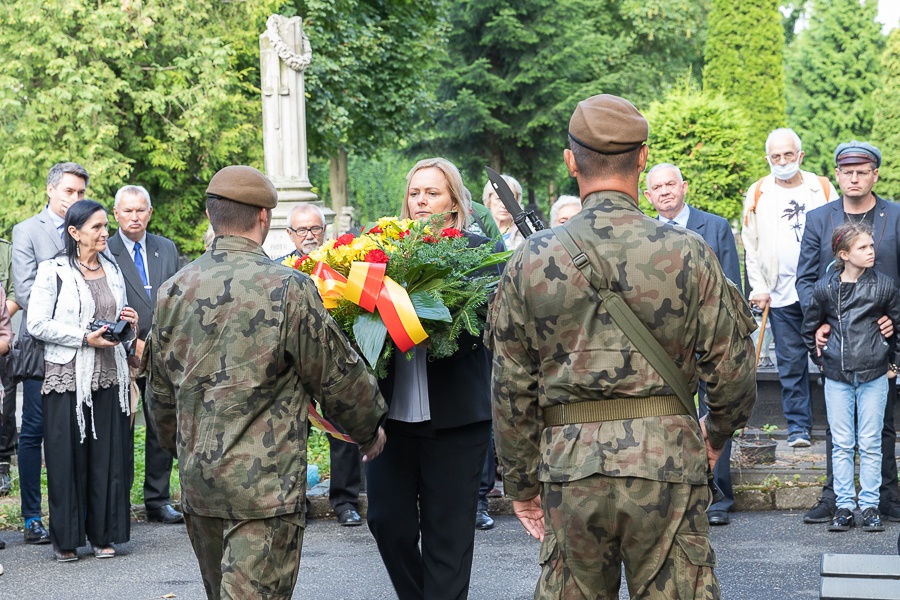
[207,166,278,208]
[834,141,882,168]
[568,94,648,155]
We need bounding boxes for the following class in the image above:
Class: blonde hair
[401,158,471,231]
[481,174,523,209]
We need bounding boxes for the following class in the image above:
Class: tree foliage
[785,0,884,177]
[872,27,900,201]
[703,0,787,154]
[0,0,280,253]
[416,0,709,204]
[642,85,756,223]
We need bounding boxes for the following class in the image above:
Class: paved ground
[0,512,897,599]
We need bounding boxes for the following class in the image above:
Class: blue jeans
[19,378,44,520]
[768,302,812,435]
[824,374,888,510]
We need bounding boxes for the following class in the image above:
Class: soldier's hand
[699,416,723,473]
[815,323,831,356]
[513,496,544,542]
[361,426,386,463]
[879,315,894,339]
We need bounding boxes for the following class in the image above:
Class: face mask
[769,160,800,180]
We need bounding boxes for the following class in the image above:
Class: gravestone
[259,14,331,258]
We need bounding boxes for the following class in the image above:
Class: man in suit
[644,162,742,526]
[796,141,900,525]
[12,161,88,544]
[282,203,365,527]
[109,185,183,524]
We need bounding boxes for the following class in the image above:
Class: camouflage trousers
[536,475,719,600]
[184,512,305,600]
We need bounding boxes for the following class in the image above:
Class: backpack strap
[743,178,765,226]
[818,176,832,202]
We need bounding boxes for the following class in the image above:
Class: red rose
[398,230,410,239]
[364,249,390,264]
[333,233,355,248]
[422,235,439,244]
[440,228,463,238]
[367,225,383,234]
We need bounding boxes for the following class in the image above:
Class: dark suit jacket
[108,230,180,341]
[797,194,900,310]
[376,233,502,430]
[684,205,742,291]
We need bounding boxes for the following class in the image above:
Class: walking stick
[754,304,770,370]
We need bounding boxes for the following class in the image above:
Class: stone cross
[259,14,330,258]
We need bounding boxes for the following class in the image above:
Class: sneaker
[787,432,811,448]
[828,508,855,532]
[879,499,900,522]
[861,507,885,532]
[804,497,836,523]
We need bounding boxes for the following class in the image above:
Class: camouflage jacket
[487,191,757,501]
[0,238,14,305]
[146,235,387,519]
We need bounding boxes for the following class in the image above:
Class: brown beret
[568,94,649,155]
[206,165,278,209]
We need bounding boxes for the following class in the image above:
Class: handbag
[12,274,63,383]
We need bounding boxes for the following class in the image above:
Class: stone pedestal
[259,15,320,258]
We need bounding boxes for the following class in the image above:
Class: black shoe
[828,508,855,532]
[0,538,5,550]
[0,463,11,497]
[24,520,50,545]
[804,497,836,524]
[338,509,362,527]
[707,510,730,526]
[879,499,900,522]
[146,504,184,524]
[475,510,495,530]
[861,507,885,532]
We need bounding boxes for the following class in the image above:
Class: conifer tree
[703,0,786,159]
[785,0,884,177]
[871,27,900,200]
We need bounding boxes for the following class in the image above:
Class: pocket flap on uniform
[675,532,717,567]
[538,529,559,565]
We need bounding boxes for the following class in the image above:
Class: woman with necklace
[27,200,138,562]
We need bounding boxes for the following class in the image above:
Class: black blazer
[108,230,180,341]
[797,194,900,310]
[377,232,502,430]
[684,205,742,291]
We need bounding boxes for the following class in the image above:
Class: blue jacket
[797,194,900,310]
[684,205,742,292]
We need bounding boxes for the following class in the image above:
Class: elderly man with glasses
[797,141,900,527]
[282,203,366,527]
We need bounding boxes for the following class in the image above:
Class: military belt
[543,395,688,427]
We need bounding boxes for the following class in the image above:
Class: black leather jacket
[802,268,900,384]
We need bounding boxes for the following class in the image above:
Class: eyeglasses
[288,226,324,236]
[838,169,874,178]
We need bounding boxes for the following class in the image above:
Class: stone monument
[259,14,329,258]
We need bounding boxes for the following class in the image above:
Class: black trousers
[367,419,491,600]
[136,377,174,509]
[0,354,17,462]
[43,386,131,550]
[327,427,361,514]
[821,376,900,507]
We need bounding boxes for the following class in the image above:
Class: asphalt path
[0,512,897,599]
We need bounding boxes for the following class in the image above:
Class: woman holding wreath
[28,200,137,562]
[366,157,502,600]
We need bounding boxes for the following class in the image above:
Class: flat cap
[834,141,882,168]
[568,94,648,155]
[207,165,278,208]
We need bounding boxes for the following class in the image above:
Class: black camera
[89,318,134,343]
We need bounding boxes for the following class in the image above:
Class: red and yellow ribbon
[310,260,428,353]
[308,404,354,443]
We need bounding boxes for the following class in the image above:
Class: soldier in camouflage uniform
[145,166,388,600]
[487,95,757,599]
[0,237,17,498]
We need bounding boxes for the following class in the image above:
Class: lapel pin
[154,251,159,257]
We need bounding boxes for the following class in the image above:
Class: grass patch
[307,428,331,479]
